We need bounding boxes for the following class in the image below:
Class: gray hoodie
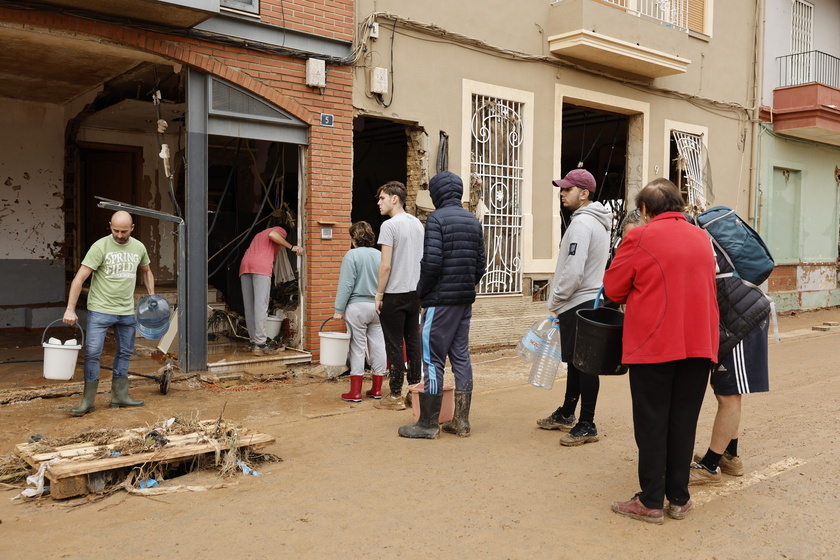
[548,201,613,316]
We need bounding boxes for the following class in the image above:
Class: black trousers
[379,291,422,394]
[629,358,711,509]
[557,300,600,423]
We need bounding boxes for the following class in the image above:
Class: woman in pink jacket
[603,178,719,524]
[239,226,304,355]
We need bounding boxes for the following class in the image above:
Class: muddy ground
[1,308,839,559]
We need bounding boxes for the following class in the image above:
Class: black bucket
[573,307,628,376]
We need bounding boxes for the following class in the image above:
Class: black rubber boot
[398,392,442,439]
[109,377,144,408]
[441,391,472,437]
[71,380,99,417]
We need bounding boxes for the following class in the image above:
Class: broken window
[470,94,523,296]
[670,130,712,212]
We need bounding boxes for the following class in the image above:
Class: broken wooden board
[15,420,275,499]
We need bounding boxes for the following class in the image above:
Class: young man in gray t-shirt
[373,181,425,410]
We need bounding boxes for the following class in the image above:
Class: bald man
[64,211,155,416]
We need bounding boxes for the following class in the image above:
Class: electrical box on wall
[306,58,326,88]
[370,67,388,94]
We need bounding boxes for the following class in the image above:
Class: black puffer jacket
[417,171,487,307]
[716,251,771,361]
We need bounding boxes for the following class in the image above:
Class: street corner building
[0,0,355,369]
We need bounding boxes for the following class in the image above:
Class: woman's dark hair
[635,178,684,216]
[349,221,376,248]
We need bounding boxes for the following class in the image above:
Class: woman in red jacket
[603,178,719,524]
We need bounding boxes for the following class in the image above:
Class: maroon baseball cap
[552,169,596,193]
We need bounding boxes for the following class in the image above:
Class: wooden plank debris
[14,419,275,499]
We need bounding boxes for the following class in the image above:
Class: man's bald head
[109,211,135,245]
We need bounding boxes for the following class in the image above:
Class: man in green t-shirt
[63,211,155,416]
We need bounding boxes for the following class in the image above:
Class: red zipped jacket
[604,212,719,364]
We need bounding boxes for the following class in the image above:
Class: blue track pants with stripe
[421,304,474,395]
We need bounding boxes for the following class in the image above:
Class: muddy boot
[71,380,99,417]
[365,374,384,399]
[341,375,364,402]
[398,392,442,439]
[374,391,406,410]
[441,391,472,437]
[109,377,144,408]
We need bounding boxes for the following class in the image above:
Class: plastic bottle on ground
[516,317,557,362]
[528,322,563,390]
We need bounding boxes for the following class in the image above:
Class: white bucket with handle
[318,317,351,366]
[42,319,85,381]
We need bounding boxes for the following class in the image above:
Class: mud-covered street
[1,308,839,559]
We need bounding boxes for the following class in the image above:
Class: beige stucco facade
[352,0,759,348]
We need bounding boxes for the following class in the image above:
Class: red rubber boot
[365,374,384,399]
[341,375,364,402]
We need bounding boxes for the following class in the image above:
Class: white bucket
[43,342,82,380]
[42,319,84,381]
[318,317,351,366]
[265,316,283,340]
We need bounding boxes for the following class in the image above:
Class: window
[602,0,708,34]
[221,0,258,16]
[670,130,710,211]
[790,0,814,84]
[470,94,524,296]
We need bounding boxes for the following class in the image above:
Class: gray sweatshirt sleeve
[547,218,595,314]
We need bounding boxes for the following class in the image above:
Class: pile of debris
[8,414,278,500]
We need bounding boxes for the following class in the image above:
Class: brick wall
[260,0,354,42]
[1,3,354,358]
[768,264,797,292]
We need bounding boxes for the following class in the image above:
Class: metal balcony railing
[777,50,840,90]
[600,0,688,31]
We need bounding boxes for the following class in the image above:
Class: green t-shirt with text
[82,236,150,315]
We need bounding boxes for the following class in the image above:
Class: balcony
[547,0,691,79]
[771,51,840,147]
[31,0,219,28]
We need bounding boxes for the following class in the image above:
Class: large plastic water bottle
[136,295,172,340]
[516,317,556,362]
[528,323,563,390]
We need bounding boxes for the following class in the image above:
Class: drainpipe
[748,0,765,229]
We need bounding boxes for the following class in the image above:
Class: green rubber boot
[109,377,144,408]
[70,380,99,417]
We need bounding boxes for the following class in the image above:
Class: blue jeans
[84,311,137,382]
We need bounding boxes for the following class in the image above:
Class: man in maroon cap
[537,168,613,446]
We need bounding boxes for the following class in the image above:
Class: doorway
[79,144,141,253]
[561,103,629,246]
[205,137,302,346]
[352,116,408,237]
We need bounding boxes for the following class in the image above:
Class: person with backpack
[689,209,774,485]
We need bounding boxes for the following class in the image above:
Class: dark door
[79,145,141,252]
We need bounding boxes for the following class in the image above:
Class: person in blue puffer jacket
[398,170,487,440]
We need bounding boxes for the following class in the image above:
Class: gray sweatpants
[344,301,387,376]
[240,273,272,346]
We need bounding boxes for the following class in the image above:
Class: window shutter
[688,0,705,34]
